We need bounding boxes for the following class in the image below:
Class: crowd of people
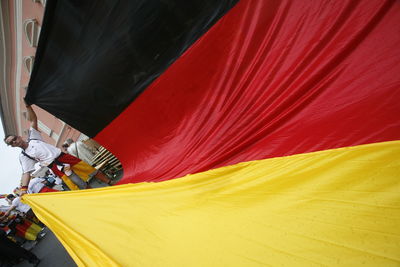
[0,104,116,266]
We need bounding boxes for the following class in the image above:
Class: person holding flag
[4,104,116,193]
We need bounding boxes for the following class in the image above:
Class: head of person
[13,188,21,197]
[6,194,15,201]
[65,138,74,145]
[4,134,25,148]
[61,143,69,149]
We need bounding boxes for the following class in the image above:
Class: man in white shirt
[62,139,95,165]
[4,105,116,193]
[0,194,32,220]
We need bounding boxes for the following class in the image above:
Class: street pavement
[16,228,77,267]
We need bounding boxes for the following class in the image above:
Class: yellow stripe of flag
[24,141,400,266]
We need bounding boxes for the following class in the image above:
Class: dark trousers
[0,234,38,265]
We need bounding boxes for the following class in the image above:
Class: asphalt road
[15,228,77,267]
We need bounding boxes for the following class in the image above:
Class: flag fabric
[23,0,400,266]
[24,141,400,266]
[24,0,239,136]
[15,219,42,241]
[49,153,96,190]
[0,212,42,241]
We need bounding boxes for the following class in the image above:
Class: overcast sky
[0,119,22,205]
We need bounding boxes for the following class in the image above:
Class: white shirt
[27,177,46,194]
[67,141,95,165]
[19,128,61,173]
[11,197,31,213]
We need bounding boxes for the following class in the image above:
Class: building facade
[0,0,84,146]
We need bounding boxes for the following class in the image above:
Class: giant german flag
[23,0,400,266]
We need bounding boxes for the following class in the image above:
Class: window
[24,19,40,47]
[23,56,35,75]
[38,120,59,141]
[32,0,46,6]
[38,120,52,136]
[50,131,59,141]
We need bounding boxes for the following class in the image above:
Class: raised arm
[19,172,31,196]
[26,105,38,131]
[0,205,16,220]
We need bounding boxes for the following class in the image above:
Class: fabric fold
[24,141,400,266]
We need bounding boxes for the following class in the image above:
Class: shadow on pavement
[15,228,76,267]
